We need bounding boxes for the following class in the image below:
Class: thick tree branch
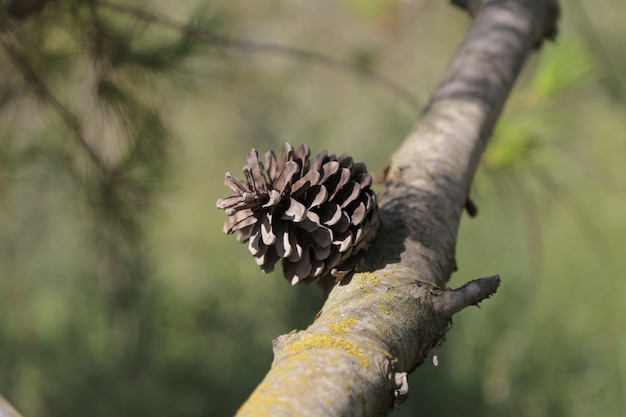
[236,1,559,416]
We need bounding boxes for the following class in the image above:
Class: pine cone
[216,143,379,285]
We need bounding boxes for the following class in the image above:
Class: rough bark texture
[236,1,559,416]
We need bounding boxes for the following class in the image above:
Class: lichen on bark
[235,1,559,416]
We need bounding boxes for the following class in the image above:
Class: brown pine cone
[216,143,379,285]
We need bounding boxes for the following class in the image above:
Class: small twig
[0,35,108,173]
[96,0,422,111]
[433,275,501,317]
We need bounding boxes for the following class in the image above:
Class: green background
[1,0,625,416]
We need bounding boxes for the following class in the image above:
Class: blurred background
[0,0,624,416]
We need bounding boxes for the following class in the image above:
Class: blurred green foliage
[1,1,625,416]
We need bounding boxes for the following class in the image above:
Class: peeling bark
[236,1,559,416]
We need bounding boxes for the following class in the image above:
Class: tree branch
[235,0,559,416]
[433,274,501,317]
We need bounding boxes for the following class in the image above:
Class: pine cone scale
[246,151,268,193]
[237,225,254,243]
[336,181,361,208]
[260,214,277,245]
[282,198,307,222]
[350,202,367,226]
[291,170,321,197]
[272,161,299,194]
[310,226,332,248]
[223,172,249,194]
[223,209,256,233]
[274,226,290,258]
[318,202,342,226]
[312,244,331,261]
[320,161,340,184]
[304,185,328,208]
[248,228,262,255]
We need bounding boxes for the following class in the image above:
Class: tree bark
[235,1,559,416]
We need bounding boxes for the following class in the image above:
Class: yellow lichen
[237,313,372,414]
[354,271,381,287]
[236,377,292,416]
[328,315,358,336]
[377,305,390,315]
[285,333,369,368]
[383,292,393,304]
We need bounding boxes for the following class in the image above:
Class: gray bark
[236,1,559,416]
